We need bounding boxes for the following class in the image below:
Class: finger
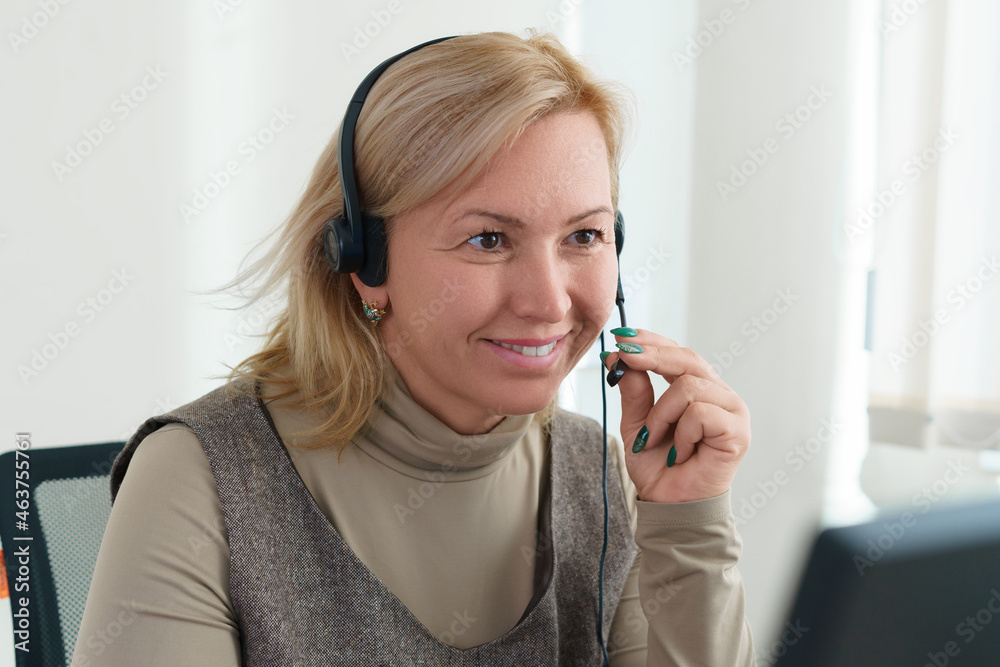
[605,348,655,444]
[645,374,746,433]
[672,402,749,465]
[612,330,729,388]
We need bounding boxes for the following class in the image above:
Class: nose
[508,249,573,323]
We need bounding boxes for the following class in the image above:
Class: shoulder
[120,423,217,504]
[112,379,259,498]
[131,422,204,463]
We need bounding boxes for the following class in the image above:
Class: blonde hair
[230,30,633,454]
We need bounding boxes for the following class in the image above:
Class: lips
[488,340,558,357]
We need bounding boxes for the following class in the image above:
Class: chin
[486,386,560,418]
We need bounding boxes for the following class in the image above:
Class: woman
[74,31,754,666]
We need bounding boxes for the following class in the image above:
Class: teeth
[491,340,557,357]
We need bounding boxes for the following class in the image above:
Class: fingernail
[615,342,643,354]
[610,327,638,338]
[667,445,677,467]
[632,425,649,453]
[606,358,627,387]
[600,350,611,364]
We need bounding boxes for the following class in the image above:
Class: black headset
[321,35,631,665]
[323,36,455,287]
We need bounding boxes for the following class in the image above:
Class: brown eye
[469,231,504,250]
[568,229,598,245]
[480,233,501,249]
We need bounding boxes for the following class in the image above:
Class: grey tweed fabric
[110,379,637,666]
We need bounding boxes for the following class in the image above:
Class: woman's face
[375,111,618,434]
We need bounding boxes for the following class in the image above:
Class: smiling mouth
[488,340,558,357]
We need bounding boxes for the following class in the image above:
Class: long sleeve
[71,424,241,667]
[605,437,754,666]
[635,491,755,666]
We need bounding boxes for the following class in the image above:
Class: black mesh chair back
[0,441,124,667]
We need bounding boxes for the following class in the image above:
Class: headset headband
[324,36,458,286]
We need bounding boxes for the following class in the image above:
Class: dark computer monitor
[772,496,1000,666]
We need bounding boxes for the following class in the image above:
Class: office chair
[0,441,124,667]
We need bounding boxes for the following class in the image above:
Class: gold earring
[362,299,386,327]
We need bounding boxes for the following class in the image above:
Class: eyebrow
[455,206,613,228]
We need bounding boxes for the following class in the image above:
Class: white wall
[682,0,860,648]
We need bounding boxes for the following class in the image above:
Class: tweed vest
[110,380,637,666]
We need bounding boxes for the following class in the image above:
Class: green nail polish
[632,425,649,453]
[600,350,611,363]
[667,445,677,467]
[610,327,638,338]
[616,342,643,354]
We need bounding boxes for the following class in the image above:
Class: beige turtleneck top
[71,375,753,666]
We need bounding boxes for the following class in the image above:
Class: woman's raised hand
[604,329,751,504]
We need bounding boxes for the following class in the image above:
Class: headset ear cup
[324,217,351,273]
[324,214,373,277]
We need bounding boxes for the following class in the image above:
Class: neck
[398,379,508,435]
[387,361,516,436]
[372,370,536,471]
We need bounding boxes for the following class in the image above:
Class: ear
[350,273,390,312]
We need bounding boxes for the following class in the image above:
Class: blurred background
[2,0,998,662]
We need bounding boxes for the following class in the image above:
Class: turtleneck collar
[357,369,535,477]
